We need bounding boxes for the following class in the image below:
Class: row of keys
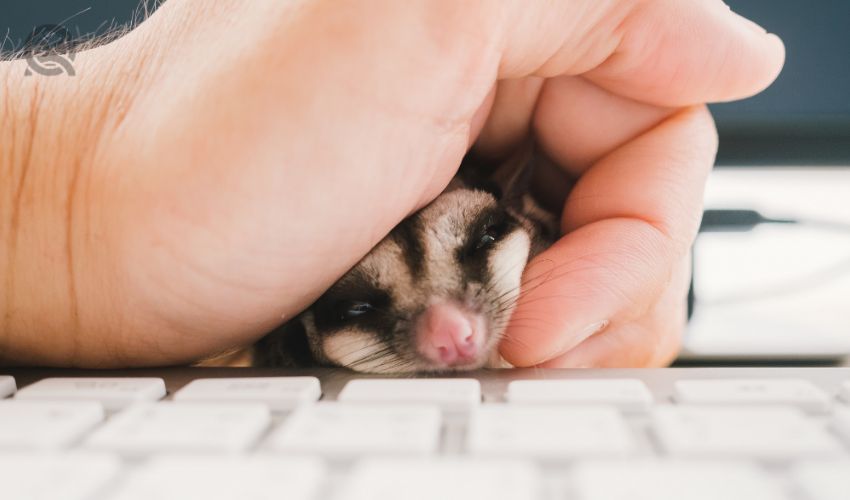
[4,376,850,412]
[508,378,850,413]
[2,453,849,500]
[5,377,321,411]
[3,399,850,459]
[13,378,167,411]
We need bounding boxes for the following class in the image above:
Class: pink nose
[417,302,484,366]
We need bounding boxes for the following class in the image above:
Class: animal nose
[416,302,484,366]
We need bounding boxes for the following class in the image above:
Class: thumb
[497,0,784,105]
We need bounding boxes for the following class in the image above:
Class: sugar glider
[254,145,559,373]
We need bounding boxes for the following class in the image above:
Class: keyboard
[2,366,849,500]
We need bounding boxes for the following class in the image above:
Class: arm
[0,52,133,366]
[0,0,484,367]
[1,0,784,368]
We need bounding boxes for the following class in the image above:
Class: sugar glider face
[253,147,559,373]
[307,188,536,373]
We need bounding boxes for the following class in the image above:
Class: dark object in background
[1,0,160,56]
[2,0,849,164]
[711,0,850,165]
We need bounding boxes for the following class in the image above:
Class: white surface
[110,455,326,500]
[0,452,121,500]
[842,380,850,402]
[338,459,541,500]
[507,379,653,412]
[791,460,850,500]
[0,376,15,398]
[0,401,104,448]
[686,167,850,359]
[653,406,841,459]
[466,405,636,458]
[338,378,481,411]
[15,378,166,411]
[268,403,441,456]
[86,402,270,455]
[673,378,831,412]
[0,369,847,499]
[834,408,850,443]
[173,377,320,411]
[571,460,785,500]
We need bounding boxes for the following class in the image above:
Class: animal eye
[475,222,507,251]
[476,231,497,250]
[340,301,373,320]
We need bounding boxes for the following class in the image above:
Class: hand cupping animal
[254,147,559,373]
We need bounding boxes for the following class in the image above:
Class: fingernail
[724,4,769,35]
[737,14,768,35]
[543,319,609,363]
[577,319,609,342]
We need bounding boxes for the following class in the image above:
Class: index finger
[500,106,716,366]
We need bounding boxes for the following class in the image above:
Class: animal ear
[489,143,536,208]
[253,316,316,368]
[459,142,536,209]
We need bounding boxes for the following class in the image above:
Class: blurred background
[3,0,850,363]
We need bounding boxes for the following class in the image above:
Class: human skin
[0,0,784,368]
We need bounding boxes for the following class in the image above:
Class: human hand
[0,0,782,367]
[487,5,784,368]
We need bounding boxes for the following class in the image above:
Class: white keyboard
[1,367,849,500]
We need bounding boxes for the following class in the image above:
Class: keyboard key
[0,401,104,448]
[338,379,481,411]
[0,452,121,500]
[338,458,541,500]
[571,460,785,500]
[507,379,653,412]
[673,379,831,412]
[0,376,15,398]
[173,377,321,411]
[110,455,325,500]
[467,405,636,458]
[15,377,166,411]
[86,402,270,455]
[268,403,441,456]
[791,460,850,500]
[653,406,841,459]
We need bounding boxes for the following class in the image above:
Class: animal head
[255,147,557,373]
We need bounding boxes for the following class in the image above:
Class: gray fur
[254,149,559,373]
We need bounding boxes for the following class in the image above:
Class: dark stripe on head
[456,206,519,285]
[391,215,426,280]
[312,269,397,341]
